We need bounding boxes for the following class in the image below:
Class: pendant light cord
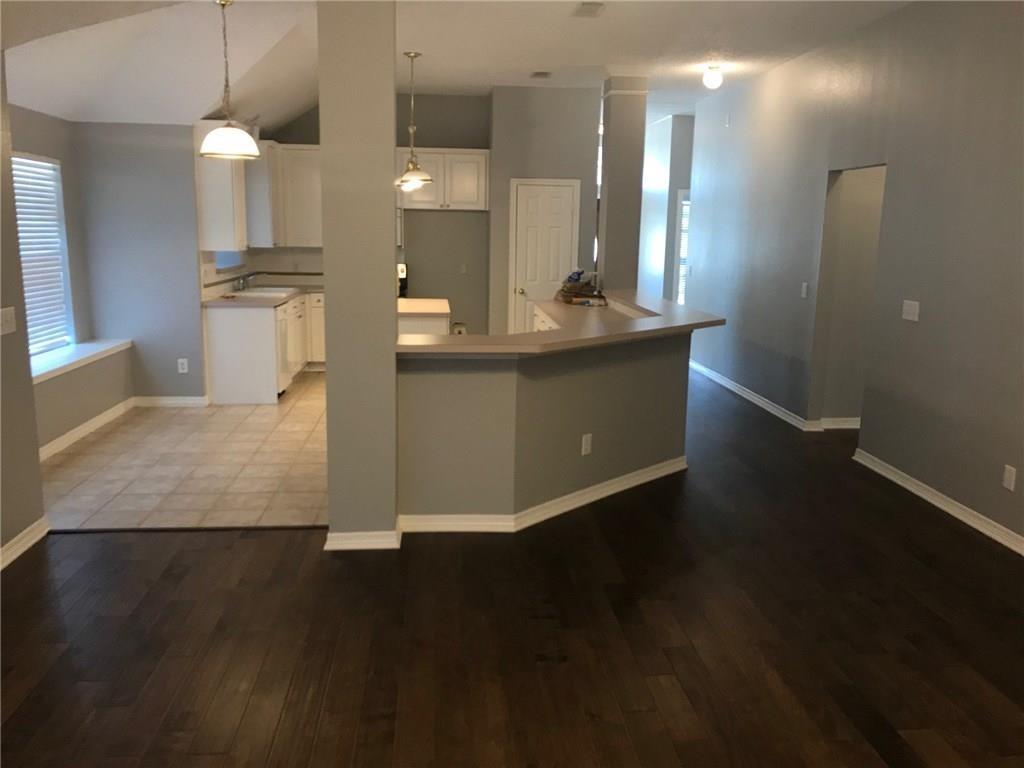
[219,0,233,121]
[407,53,417,159]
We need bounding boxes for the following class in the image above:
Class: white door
[509,180,580,333]
[395,150,445,209]
[280,147,322,247]
[445,153,487,210]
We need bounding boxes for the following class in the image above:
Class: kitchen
[195,97,483,404]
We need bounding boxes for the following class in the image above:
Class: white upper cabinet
[395,148,488,211]
[245,140,282,248]
[194,120,248,252]
[278,145,322,247]
[395,150,446,209]
[444,153,488,210]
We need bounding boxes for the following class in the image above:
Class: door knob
[516,288,526,295]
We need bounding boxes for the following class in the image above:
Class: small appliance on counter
[397,263,408,298]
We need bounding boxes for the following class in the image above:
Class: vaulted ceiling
[5,1,902,129]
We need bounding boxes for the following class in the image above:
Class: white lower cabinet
[286,297,308,377]
[207,306,286,405]
[307,293,325,362]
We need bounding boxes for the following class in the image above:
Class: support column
[318,2,399,549]
[596,76,648,291]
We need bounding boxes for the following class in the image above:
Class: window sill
[32,340,132,384]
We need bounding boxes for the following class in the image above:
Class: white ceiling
[395,1,904,118]
[6,1,318,129]
[6,1,902,130]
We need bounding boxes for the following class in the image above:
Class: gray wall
[514,335,689,511]
[397,357,517,517]
[403,211,489,333]
[396,335,690,518]
[688,2,1023,535]
[638,116,672,299]
[810,165,886,420]
[75,123,205,397]
[489,86,601,333]
[269,94,491,149]
[319,1,397,534]
[1,54,45,546]
[34,347,133,445]
[8,105,92,340]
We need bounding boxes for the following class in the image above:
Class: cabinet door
[280,147,322,247]
[309,306,325,362]
[245,141,279,247]
[395,150,445,209]
[444,153,488,210]
[194,121,248,251]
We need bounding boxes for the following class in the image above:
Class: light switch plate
[1003,465,1017,492]
[801,282,809,299]
[581,433,592,456]
[1,306,16,335]
[902,300,920,322]
[177,358,189,374]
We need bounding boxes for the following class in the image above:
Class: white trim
[689,361,815,431]
[323,530,402,551]
[853,449,1023,556]
[32,340,133,384]
[507,178,581,333]
[1,517,50,570]
[133,395,209,408]
[604,89,649,97]
[399,456,687,534]
[820,417,861,430]
[39,397,134,460]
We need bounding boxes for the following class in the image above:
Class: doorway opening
[808,164,887,429]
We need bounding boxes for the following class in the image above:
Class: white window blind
[11,155,73,355]
[677,198,691,305]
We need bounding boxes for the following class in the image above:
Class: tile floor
[42,372,328,530]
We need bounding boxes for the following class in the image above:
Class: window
[676,194,691,305]
[11,154,73,354]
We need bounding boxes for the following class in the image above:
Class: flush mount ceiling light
[702,64,724,90]
[396,51,433,193]
[199,0,259,160]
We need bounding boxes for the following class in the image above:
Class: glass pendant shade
[702,66,724,90]
[396,159,433,192]
[199,123,260,159]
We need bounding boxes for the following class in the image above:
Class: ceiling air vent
[572,2,605,18]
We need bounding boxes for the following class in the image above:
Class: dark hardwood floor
[3,372,1022,767]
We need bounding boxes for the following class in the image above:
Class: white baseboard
[398,455,688,534]
[820,417,861,430]
[1,516,50,569]
[132,395,209,408]
[853,449,1023,556]
[690,361,814,430]
[323,529,402,551]
[39,398,134,460]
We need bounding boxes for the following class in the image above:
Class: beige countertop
[202,287,313,309]
[396,290,725,357]
[397,298,451,316]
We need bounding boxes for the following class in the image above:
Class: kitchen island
[393,290,725,533]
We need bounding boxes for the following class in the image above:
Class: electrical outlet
[177,358,189,374]
[800,282,809,299]
[581,433,592,456]
[1003,465,1017,492]
[902,300,920,322]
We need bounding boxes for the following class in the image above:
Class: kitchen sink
[223,289,295,300]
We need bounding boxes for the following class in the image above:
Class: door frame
[507,178,581,332]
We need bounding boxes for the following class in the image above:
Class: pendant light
[702,64,724,90]
[395,52,432,192]
[199,0,260,159]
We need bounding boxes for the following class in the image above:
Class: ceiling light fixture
[396,51,432,193]
[702,64,724,90]
[199,0,260,160]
